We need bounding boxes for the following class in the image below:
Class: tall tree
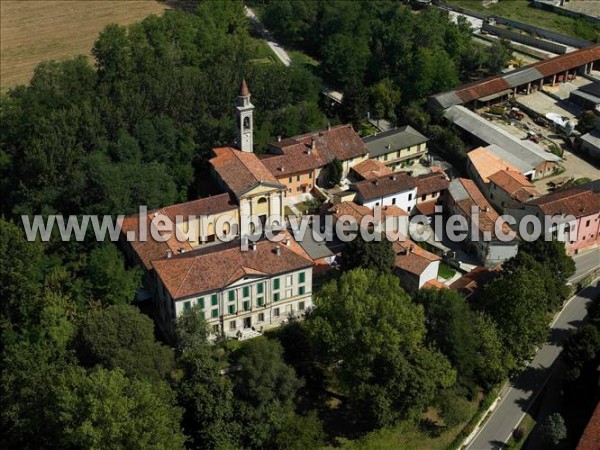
[309,269,455,428]
[341,234,395,274]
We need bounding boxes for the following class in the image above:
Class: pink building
[513,188,600,255]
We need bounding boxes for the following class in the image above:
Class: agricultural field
[1,0,177,91]
[447,0,600,42]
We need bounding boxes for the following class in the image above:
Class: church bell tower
[236,78,254,153]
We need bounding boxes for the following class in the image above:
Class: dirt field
[1,0,173,91]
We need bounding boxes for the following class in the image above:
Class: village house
[351,172,418,213]
[392,239,442,291]
[467,146,540,212]
[349,158,392,181]
[414,171,450,217]
[362,125,429,170]
[261,124,369,196]
[445,178,519,266]
[506,187,600,255]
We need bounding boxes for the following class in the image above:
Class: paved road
[244,7,291,67]
[570,247,600,283]
[466,277,600,450]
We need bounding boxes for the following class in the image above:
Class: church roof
[210,146,284,197]
[239,78,250,97]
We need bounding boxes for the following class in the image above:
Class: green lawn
[438,263,456,280]
[248,37,281,65]
[334,395,481,450]
[447,0,600,42]
[506,413,536,450]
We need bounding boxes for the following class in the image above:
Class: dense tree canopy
[309,269,456,428]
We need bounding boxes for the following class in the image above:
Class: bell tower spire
[236,78,254,153]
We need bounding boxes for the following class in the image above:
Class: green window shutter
[273,278,280,290]
[229,305,236,314]
[257,297,264,306]
[184,301,191,311]
[198,298,204,309]
[299,272,306,283]
[273,292,280,302]
[228,290,235,301]
[211,309,219,318]
[243,286,250,297]
[243,301,250,311]
[257,283,264,294]
[299,286,305,295]
[211,294,218,306]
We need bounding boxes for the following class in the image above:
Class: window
[211,309,219,318]
[586,220,591,227]
[243,301,250,311]
[299,301,305,311]
[286,289,292,298]
[211,294,218,306]
[257,297,264,306]
[198,298,205,309]
[408,193,413,201]
[258,313,265,322]
[309,172,313,179]
[376,202,380,206]
[299,286,305,295]
[258,197,267,204]
[407,206,411,212]
[392,198,396,205]
[274,308,280,317]
[229,321,236,330]
[289,177,292,183]
[257,283,264,294]
[299,272,305,283]
[228,290,235,301]
[286,275,292,287]
[212,324,220,333]
[228,305,236,314]
[184,301,191,311]
[297,175,301,182]
[273,292,280,302]
[422,195,426,201]
[273,278,280,290]
[242,286,250,298]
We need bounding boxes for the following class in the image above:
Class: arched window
[243,116,250,129]
[257,197,267,205]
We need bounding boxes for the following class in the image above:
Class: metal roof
[581,130,600,150]
[502,67,544,88]
[363,125,429,157]
[444,106,561,172]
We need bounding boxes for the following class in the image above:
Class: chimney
[284,238,290,246]
[167,250,172,258]
[179,248,186,254]
[277,135,282,142]
[409,244,414,253]
[391,175,396,181]
[310,137,316,152]
[327,122,331,131]
[280,165,285,172]
[275,246,281,256]
[251,241,257,251]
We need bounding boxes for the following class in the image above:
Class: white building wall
[418,260,440,289]
[360,187,418,214]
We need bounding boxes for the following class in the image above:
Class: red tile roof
[329,201,408,226]
[450,265,502,295]
[455,76,512,104]
[260,145,324,177]
[120,194,238,270]
[351,159,393,180]
[488,170,540,202]
[210,147,283,197]
[416,172,450,196]
[352,172,417,202]
[528,187,600,218]
[450,178,515,239]
[270,124,368,164]
[392,239,441,276]
[415,200,438,216]
[153,232,314,300]
[576,401,600,450]
[468,147,521,183]
[532,45,600,77]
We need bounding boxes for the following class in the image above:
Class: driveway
[244,7,291,67]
